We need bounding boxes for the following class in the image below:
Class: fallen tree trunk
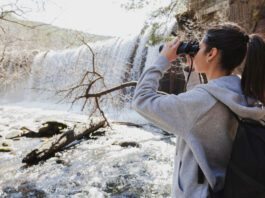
[22,119,106,165]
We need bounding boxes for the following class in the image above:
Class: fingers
[185,54,191,65]
[173,39,181,51]
[166,37,181,52]
[167,37,179,47]
[172,37,179,45]
[160,38,181,62]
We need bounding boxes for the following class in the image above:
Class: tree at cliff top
[121,0,185,46]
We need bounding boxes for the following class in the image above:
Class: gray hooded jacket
[132,55,265,198]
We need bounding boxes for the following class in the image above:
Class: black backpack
[207,116,265,198]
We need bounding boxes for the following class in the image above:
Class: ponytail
[241,34,265,104]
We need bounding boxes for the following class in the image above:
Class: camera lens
[177,41,199,56]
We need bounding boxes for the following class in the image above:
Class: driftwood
[22,119,106,165]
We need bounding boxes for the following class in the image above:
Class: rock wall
[175,0,265,37]
[229,0,265,34]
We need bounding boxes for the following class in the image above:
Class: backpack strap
[207,186,224,198]
[197,165,224,198]
[197,165,205,184]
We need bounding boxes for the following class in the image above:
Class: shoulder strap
[198,165,205,184]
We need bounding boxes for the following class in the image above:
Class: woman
[132,22,265,198]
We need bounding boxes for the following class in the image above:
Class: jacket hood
[197,75,265,121]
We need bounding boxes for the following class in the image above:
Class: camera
[159,40,199,56]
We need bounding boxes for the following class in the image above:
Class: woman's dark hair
[242,34,265,104]
[203,22,265,104]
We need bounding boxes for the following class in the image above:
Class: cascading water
[0,36,140,114]
[144,20,177,71]
[0,18,177,116]
[0,50,37,102]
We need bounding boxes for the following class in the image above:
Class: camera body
[159,41,199,56]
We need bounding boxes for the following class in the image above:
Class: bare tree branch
[55,34,140,128]
[80,37,96,72]
[94,97,110,126]
[82,81,137,98]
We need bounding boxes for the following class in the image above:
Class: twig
[83,81,137,98]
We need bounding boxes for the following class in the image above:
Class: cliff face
[175,0,265,37]
[229,0,265,33]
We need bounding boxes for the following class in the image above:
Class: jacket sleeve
[132,55,210,137]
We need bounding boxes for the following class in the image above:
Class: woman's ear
[206,47,218,62]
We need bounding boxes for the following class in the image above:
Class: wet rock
[6,121,69,139]
[37,121,68,137]
[0,140,13,152]
[0,147,12,152]
[56,158,70,166]
[118,141,140,148]
[2,142,10,147]
[20,121,68,138]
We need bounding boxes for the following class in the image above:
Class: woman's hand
[160,38,181,62]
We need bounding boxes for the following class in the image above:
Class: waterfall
[0,37,136,109]
[0,21,176,115]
